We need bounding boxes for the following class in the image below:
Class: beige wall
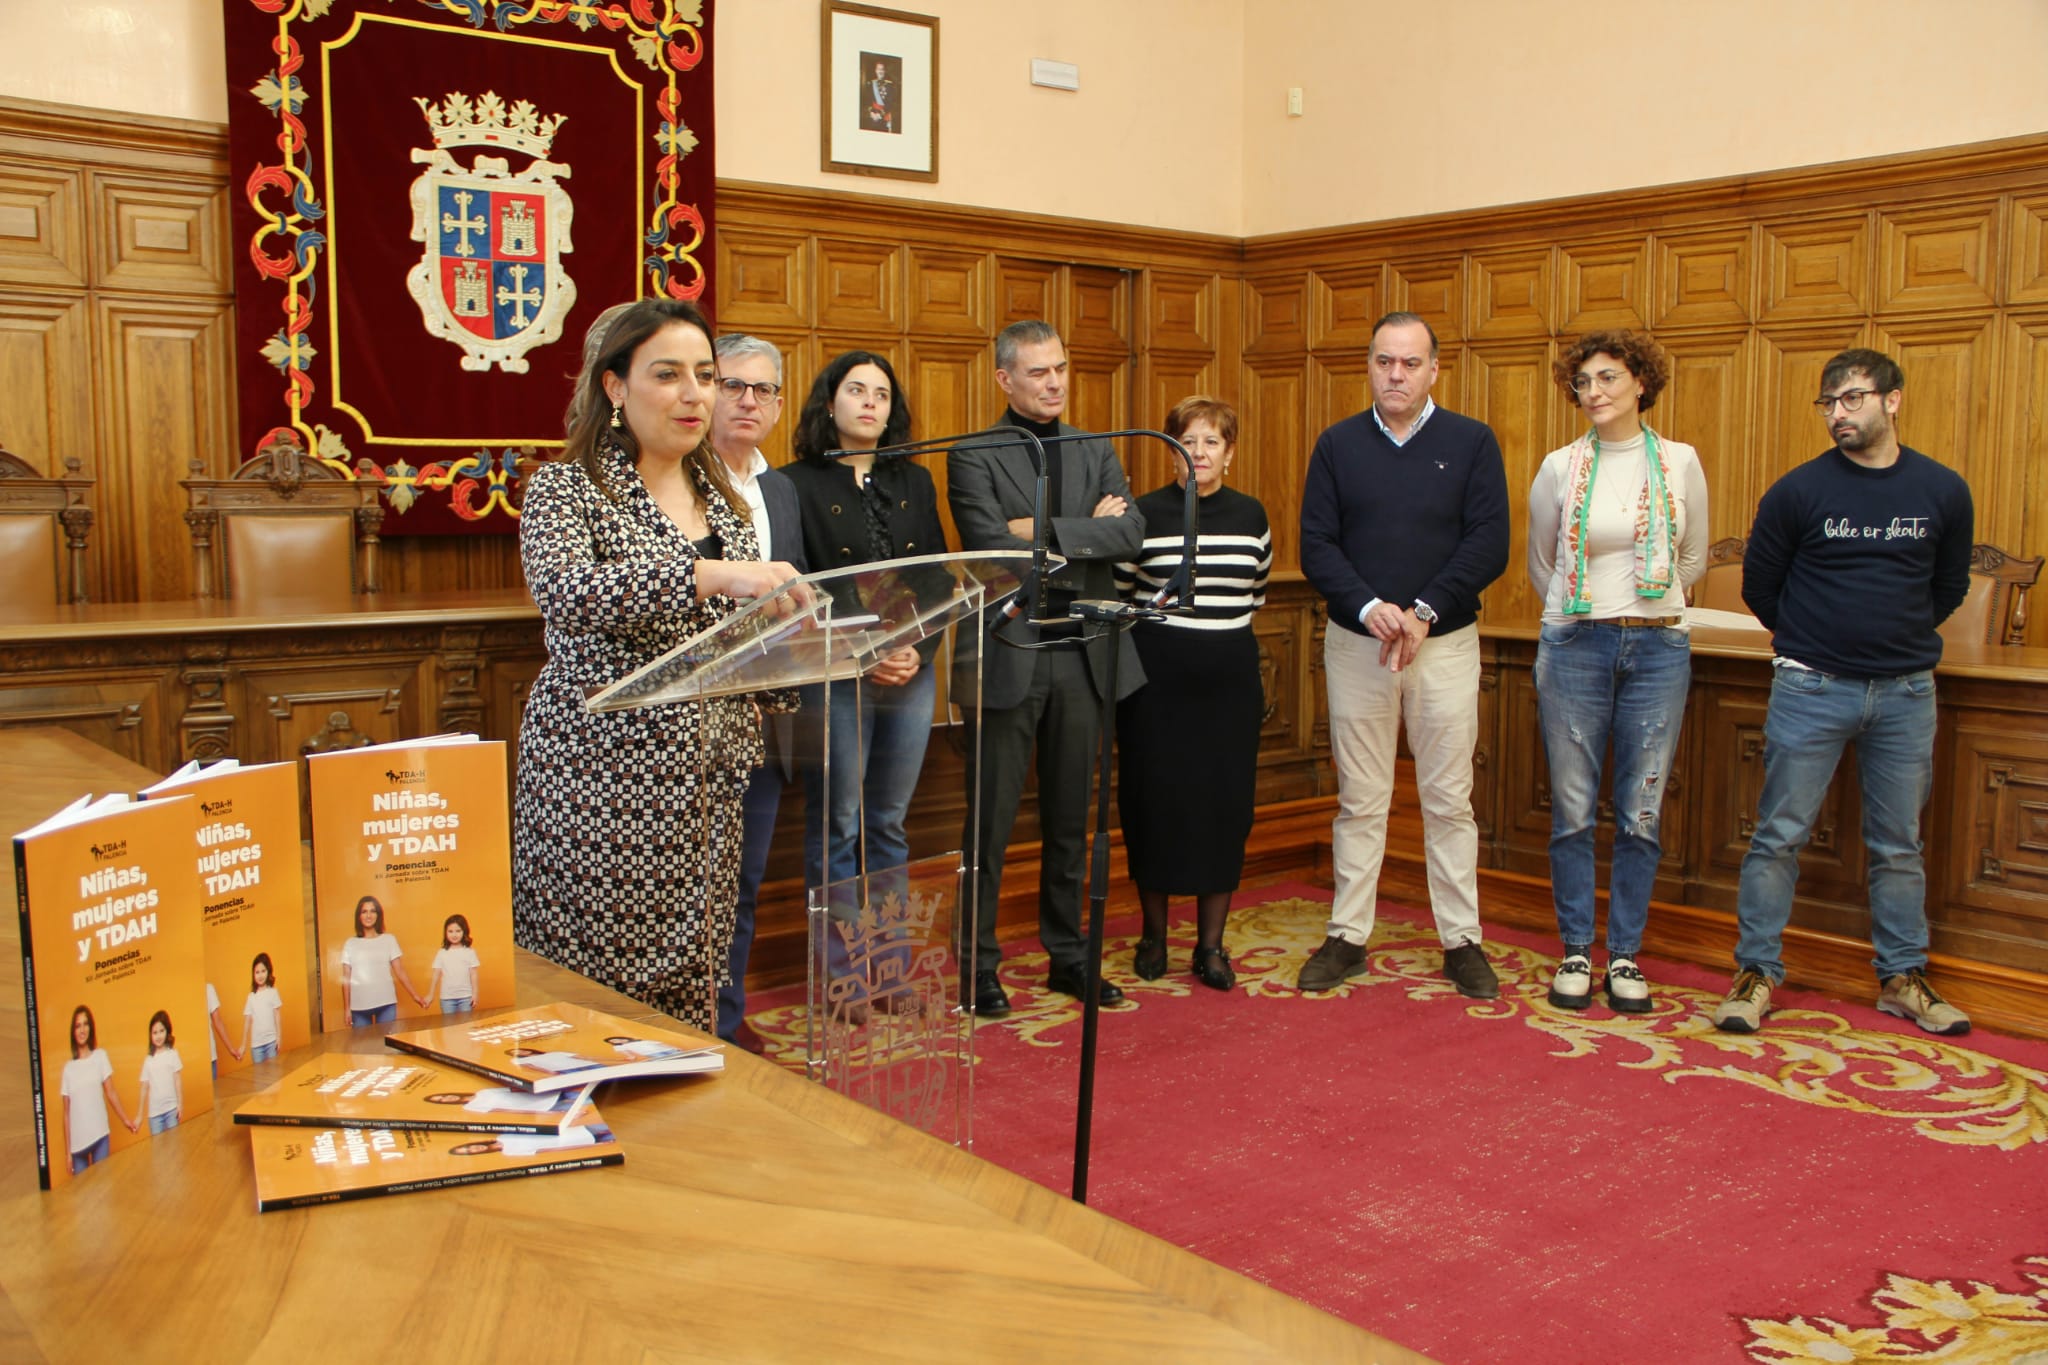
[718,0,1244,233]
[0,0,227,125]
[1242,0,2048,234]
[0,0,1244,235]
[6,0,2048,236]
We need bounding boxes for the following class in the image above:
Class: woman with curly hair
[1527,330,1709,1014]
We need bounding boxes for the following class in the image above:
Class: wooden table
[0,728,1427,1364]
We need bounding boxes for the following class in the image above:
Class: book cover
[383,1001,724,1093]
[249,1110,619,1211]
[141,760,311,1077]
[306,736,514,1033]
[234,1053,593,1134]
[13,794,215,1189]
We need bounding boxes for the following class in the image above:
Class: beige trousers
[1323,622,1483,948]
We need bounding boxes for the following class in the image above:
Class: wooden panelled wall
[6,92,2048,643]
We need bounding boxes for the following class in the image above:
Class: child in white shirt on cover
[138,1009,184,1135]
[240,951,286,1062]
[426,914,482,1015]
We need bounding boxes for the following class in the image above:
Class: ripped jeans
[1534,619,1692,955]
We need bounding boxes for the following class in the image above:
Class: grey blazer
[945,418,1147,711]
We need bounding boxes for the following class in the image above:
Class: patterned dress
[512,438,783,1032]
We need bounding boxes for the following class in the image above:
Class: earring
[609,402,623,429]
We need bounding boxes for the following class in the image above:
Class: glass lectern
[585,550,1052,1147]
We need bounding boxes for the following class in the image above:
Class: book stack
[237,1002,724,1211]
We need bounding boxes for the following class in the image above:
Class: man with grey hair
[947,320,1145,1014]
[711,332,806,1051]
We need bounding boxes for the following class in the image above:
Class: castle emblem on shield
[405,92,576,373]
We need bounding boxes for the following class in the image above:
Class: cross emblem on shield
[404,91,577,374]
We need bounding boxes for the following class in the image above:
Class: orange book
[306,736,514,1033]
[141,760,311,1077]
[249,1110,619,1211]
[384,1001,724,1093]
[13,793,215,1189]
[235,1053,593,1134]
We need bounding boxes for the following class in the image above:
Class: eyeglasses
[1813,388,1883,415]
[1569,368,1631,395]
[715,376,782,403]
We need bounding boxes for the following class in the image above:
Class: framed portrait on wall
[820,2,938,183]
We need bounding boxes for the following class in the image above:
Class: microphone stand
[1037,428,1197,1205]
[825,429,1054,623]
[833,425,1200,1206]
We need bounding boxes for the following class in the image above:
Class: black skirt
[1115,622,1262,895]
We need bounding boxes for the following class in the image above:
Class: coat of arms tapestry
[224,1,715,536]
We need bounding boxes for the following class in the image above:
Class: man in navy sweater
[1298,312,1510,999]
[1713,348,1974,1036]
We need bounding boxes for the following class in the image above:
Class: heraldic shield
[405,91,577,374]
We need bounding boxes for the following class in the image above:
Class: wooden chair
[0,445,94,604]
[1688,536,1747,612]
[1938,543,2042,649]
[182,433,382,600]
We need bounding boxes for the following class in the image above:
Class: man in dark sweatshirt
[1298,311,1510,999]
[1714,348,1974,1036]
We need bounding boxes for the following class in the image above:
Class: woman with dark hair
[342,895,422,1027]
[61,1004,137,1172]
[1527,329,1709,1013]
[1115,396,1271,991]
[782,351,948,936]
[512,298,805,1033]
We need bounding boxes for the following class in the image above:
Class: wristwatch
[1413,598,1439,625]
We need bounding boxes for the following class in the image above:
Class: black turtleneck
[1003,410,1063,517]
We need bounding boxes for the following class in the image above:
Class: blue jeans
[717,761,784,1040]
[439,998,471,1016]
[803,667,936,897]
[1735,666,1937,983]
[804,668,934,995]
[149,1111,178,1135]
[251,1041,278,1062]
[1534,620,1692,955]
[70,1135,110,1173]
[351,1003,397,1027]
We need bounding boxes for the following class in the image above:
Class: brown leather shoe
[1297,934,1368,991]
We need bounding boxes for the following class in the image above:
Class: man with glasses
[710,333,806,1052]
[1298,311,1510,999]
[1713,348,1975,1035]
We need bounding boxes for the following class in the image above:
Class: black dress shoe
[1133,937,1168,980]
[1192,945,1236,992]
[971,970,1011,1018]
[1046,962,1124,1006]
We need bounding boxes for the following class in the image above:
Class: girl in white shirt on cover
[60,1004,137,1173]
[137,1009,184,1135]
[426,914,482,1014]
[240,951,285,1062]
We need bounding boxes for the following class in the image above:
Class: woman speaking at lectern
[512,299,804,1032]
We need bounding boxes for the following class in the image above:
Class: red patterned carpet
[750,884,2048,1363]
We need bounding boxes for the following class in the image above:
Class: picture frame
[820,1,939,183]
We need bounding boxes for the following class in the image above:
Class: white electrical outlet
[1031,59,1080,91]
